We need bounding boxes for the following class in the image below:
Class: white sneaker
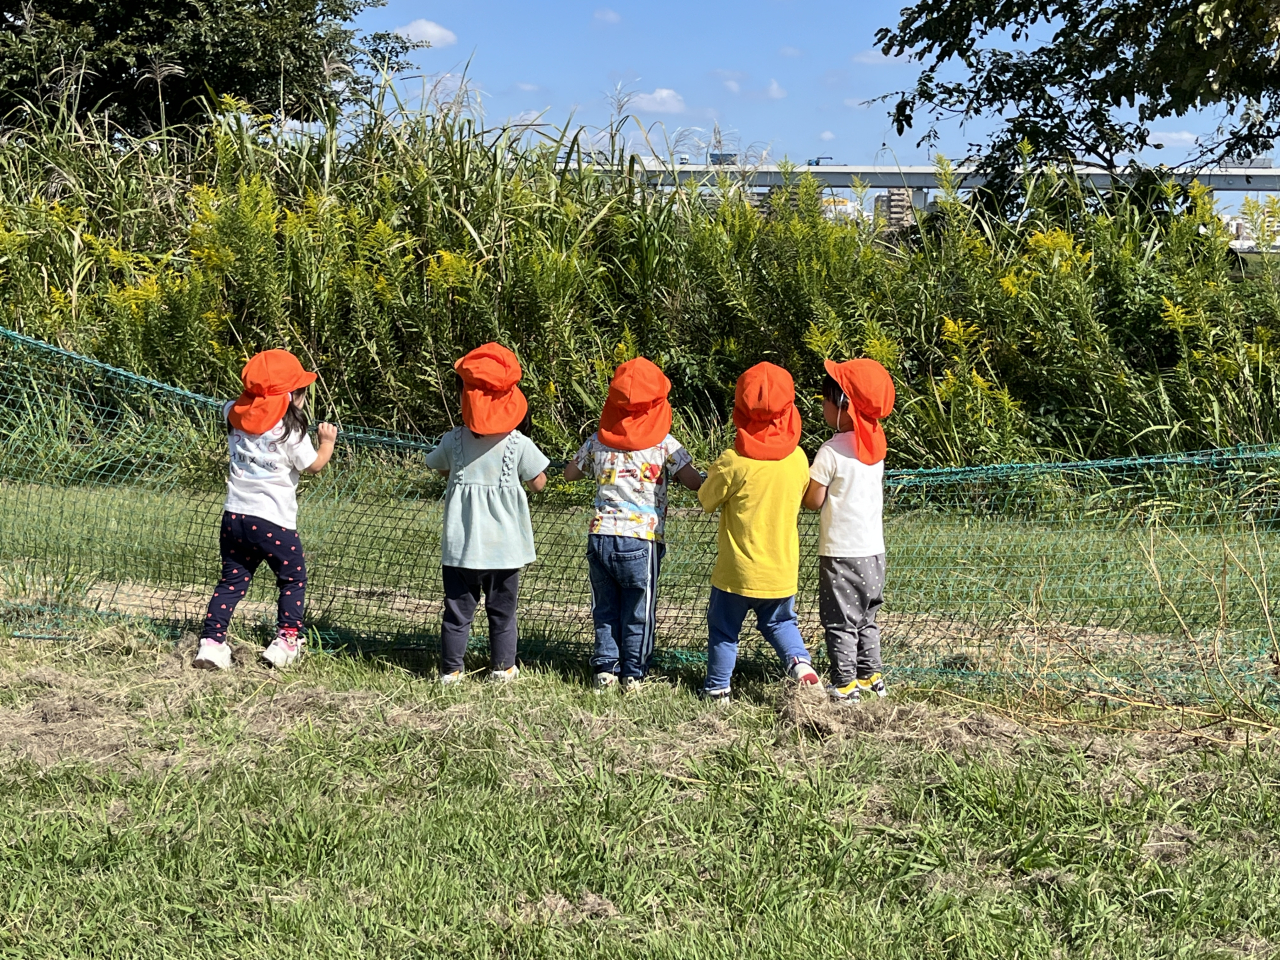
[439,670,464,685]
[787,659,821,686]
[194,639,232,671]
[261,632,303,669]
[594,672,618,693]
[490,665,520,682]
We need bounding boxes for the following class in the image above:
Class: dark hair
[821,373,847,409]
[282,388,310,440]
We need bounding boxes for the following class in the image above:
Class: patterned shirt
[572,433,693,541]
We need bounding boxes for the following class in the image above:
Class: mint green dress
[425,428,550,569]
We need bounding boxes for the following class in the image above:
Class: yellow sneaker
[856,673,888,698]
[827,679,860,703]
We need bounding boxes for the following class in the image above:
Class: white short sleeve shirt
[222,401,319,530]
[809,431,885,558]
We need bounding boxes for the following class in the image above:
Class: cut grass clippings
[0,624,1278,959]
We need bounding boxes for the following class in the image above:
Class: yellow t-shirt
[697,446,810,598]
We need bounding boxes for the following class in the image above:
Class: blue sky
[354,0,1220,167]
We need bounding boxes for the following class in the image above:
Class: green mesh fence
[1,325,1278,703]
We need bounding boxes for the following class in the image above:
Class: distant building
[821,196,867,221]
[874,187,916,228]
[1220,213,1278,251]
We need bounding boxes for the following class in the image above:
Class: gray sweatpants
[817,555,885,685]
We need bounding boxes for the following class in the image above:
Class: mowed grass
[1,625,1279,959]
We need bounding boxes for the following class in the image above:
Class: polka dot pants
[817,554,885,686]
[200,512,308,641]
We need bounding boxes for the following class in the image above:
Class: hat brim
[287,370,319,393]
[461,384,528,435]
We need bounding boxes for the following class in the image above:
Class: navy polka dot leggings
[200,512,307,641]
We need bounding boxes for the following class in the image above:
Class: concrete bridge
[636,161,1280,197]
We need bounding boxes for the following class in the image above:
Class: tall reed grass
[1,83,1277,465]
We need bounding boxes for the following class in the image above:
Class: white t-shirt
[221,401,318,530]
[809,431,885,558]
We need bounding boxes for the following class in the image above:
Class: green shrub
[0,93,1277,466]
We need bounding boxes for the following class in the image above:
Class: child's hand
[304,423,339,474]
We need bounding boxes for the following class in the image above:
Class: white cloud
[779,45,802,57]
[843,97,868,109]
[594,8,621,23]
[852,49,893,64]
[1150,130,1199,148]
[632,88,685,113]
[766,79,787,99]
[516,82,540,92]
[820,130,835,141]
[395,19,457,47]
[713,69,746,94]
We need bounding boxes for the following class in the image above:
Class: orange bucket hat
[824,358,895,465]
[598,357,673,451]
[228,350,318,435]
[455,342,528,435]
[733,362,802,461]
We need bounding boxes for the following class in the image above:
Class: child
[802,358,895,702]
[563,357,703,691]
[425,343,550,684]
[195,350,338,671]
[697,362,820,700]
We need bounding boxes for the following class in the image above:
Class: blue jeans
[588,535,665,679]
[704,586,813,693]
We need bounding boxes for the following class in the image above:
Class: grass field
[0,624,1278,959]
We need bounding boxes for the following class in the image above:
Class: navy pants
[588,534,665,679]
[441,566,520,673]
[201,512,307,641]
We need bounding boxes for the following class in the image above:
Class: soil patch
[0,692,138,768]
